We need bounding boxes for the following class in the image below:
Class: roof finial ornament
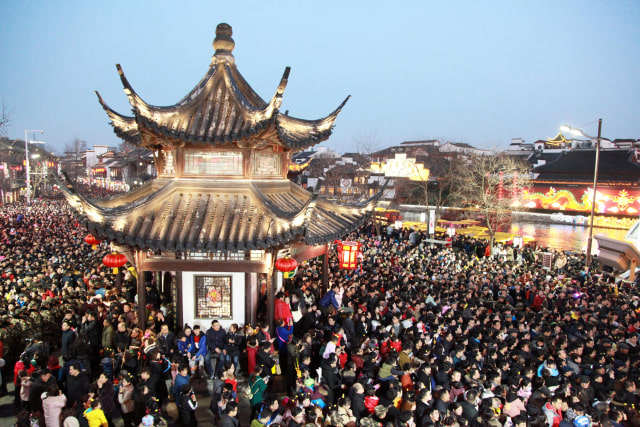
[213,23,235,62]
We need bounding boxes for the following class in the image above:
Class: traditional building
[525,149,640,215]
[60,23,378,328]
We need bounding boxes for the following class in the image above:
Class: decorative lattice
[195,275,232,319]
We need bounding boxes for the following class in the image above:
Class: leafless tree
[61,138,87,181]
[449,153,530,253]
[0,99,12,137]
[352,130,381,161]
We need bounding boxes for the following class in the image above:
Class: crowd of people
[0,195,639,427]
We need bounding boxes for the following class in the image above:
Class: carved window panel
[253,152,281,177]
[194,275,232,319]
[162,150,175,175]
[185,151,243,176]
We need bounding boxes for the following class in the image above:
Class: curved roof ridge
[274,95,350,150]
[249,182,313,221]
[264,67,290,115]
[222,64,274,120]
[95,91,141,145]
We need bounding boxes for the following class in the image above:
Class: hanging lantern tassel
[103,252,128,275]
[85,234,101,250]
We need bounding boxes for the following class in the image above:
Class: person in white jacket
[42,384,67,427]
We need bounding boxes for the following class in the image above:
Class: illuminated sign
[523,186,640,215]
[370,154,430,181]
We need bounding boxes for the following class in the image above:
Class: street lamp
[24,129,44,204]
[559,119,603,269]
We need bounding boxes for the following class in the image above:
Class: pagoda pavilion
[60,23,379,329]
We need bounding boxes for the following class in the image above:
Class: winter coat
[118,383,135,414]
[192,331,207,358]
[176,336,195,359]
[178,390,198,426]
[97,380,117,415]
[206,327,227,353]
[101,325,114,350]
[61,329,77,360]
[543,402,563,427]
[42,393,67,427]
[157,332,177,356]
[249,373,267,408]
[29,374,57,412]
[66,371,90,408]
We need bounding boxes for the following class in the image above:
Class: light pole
[24,129,44,204]
[559,119,603,269]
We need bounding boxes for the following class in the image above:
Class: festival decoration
[335,240,361,270]
[84,234,101,250]
[207,287,222,304]
[275,256,298,273]
[103,252,127,274]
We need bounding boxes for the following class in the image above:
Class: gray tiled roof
[60,177,379,252]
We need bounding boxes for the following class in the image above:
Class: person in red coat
[246,335,258,377]
[274,292,293,324]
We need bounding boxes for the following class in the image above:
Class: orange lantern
[84,234,101,250]
[103,252,128,274]
[336,240,361,270]
[275,256,298,273]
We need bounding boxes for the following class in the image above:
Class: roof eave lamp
[336,240,361,270]
[560,119,603,270]
[24,129,44,204]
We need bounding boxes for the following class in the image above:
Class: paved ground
[0,375,253,426]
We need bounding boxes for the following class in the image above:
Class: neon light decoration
[523,186,640,214]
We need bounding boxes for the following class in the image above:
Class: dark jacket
[206,326,227,353]
[80,320,101,349]
[256,349,274,374]
[97,380,117,415]
[157,332,177,356]
[66,370,90,408]
[113,329,131,352]
[351,391,367,421]
[460,401,478,424]
[28,373,57,412]
[220,413,239,427]
[224,331,243,356]
[61,329,76,360]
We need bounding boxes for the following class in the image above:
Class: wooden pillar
[175,272,183,331]
[322,243,329,295]
[268,269,276,333]
[135,250,147,329]
[245,272,258,326]
[630,259,637,283]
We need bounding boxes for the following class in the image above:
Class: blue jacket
[176,335,195,357]
[174,373,190,401]
[192,332,207,358]
[319,290,340,310]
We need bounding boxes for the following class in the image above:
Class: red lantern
[85,234,101,250]
[336,240,361,270]
[103,252,128,274]
[275,256,298,273]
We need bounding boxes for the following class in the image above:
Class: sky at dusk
[1,1,639,155]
